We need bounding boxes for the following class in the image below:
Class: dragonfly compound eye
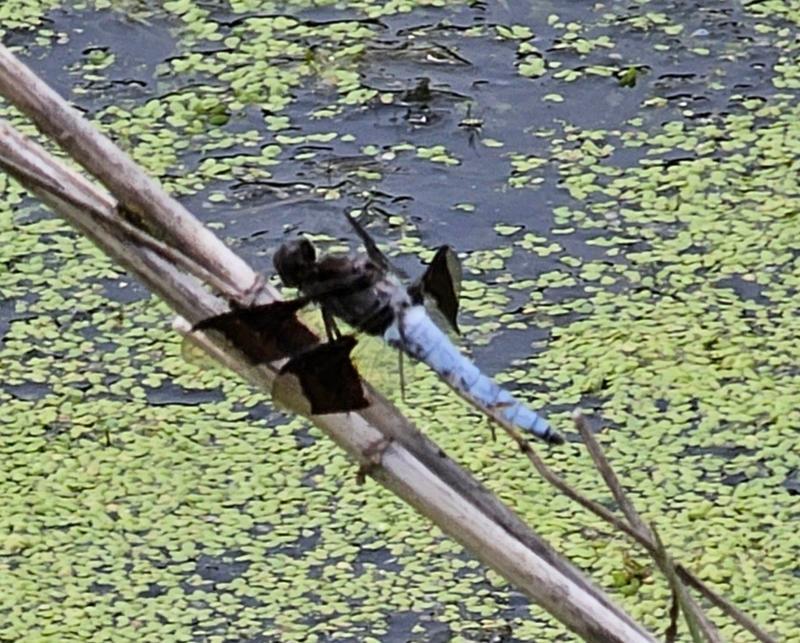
[274,238,317,288]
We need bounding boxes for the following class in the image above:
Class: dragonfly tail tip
[545,429,565,446]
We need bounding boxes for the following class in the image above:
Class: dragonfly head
[274,238,317,288]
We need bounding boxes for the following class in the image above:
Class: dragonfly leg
[398,349,406,402]
[355,436,393,485]
[321,307,342,342]
[393,311,412,402]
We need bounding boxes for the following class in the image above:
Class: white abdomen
[383,305,559,443]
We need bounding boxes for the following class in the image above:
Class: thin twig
[665,591,679,643]
[574,412,649,538]
[651,523,722,643]
[564,413,777,643]
[523,445,647,543]
[678,567,773,642]
[519,412,776,643]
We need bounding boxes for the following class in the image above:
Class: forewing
[192,298,317,363]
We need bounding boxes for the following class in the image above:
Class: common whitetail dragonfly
[195,215,563,445]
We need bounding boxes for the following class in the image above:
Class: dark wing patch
[194,301,367,414]
[418,245,462,334]
[193,298,317,363]
[277,335,369,414]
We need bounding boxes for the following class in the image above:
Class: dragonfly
[194,214,563,445]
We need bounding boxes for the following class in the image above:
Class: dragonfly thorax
[325,269,409,337]
[275,238,407,337]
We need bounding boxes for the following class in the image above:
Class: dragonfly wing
[189,299,368,414]
[192,298,317,363]
[342,215,461,329]
[354,330,413,400]
[274,335,369,415]
[345,211,410,280]
[414,245,462,334]
[298,299,412,408]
